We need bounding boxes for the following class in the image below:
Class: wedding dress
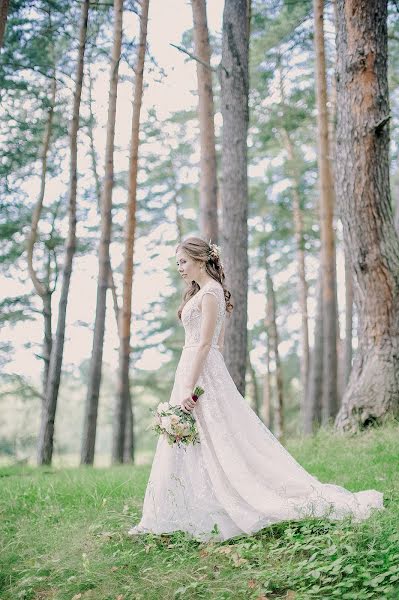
[128,280,384,542]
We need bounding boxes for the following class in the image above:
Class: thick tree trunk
[265,262,284,440]
[335,0,399,432]
[220,0,249,397]
[0,0,9,48]
[191,0,218,243]
[304,274,323,434]
[344,248,353,386]
[81,0,123,466]
[37,0,89,465]
[112,0,148,464]
[313,0,338,424]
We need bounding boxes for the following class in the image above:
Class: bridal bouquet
[152,386,205,448]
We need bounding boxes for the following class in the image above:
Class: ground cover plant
[1,420,398,600]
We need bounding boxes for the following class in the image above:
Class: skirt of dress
[128,347,384,542]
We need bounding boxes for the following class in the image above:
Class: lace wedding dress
[128,281,384,542]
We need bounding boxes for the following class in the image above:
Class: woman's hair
[176,237,233,320]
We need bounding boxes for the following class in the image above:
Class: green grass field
[1,420,398,600]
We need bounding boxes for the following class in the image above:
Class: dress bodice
[181,281,226,347]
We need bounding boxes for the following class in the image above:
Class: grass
[0,420,398,600]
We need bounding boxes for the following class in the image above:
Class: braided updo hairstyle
[176,237,234,320]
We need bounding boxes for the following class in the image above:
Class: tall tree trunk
[262,368,271,428]
[37,0,89,465]
[41,291,52,393]
[262,298,272,428]
[87,61,120,325]
[313,0,338,424]
[265,259,284,440]
[395,174,399,235]
[112,0,149,464]
[81,0,123,466]
[87,51,131,462]
[220,0,249,397]
[280,125,310,417]
[335,0,399,432]
[0,0,9,48]
[87,65,102,211]
[191,0,218,243]
[277,62,310,415]
[247,350,260,416]
[304,273,323,434]
[344,247,353,387]
[123,391,134,463]
[27,72,56,396]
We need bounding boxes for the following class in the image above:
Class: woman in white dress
[128,237,384,542]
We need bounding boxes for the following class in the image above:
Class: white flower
[157,401,170,414]
[161,416,174,434]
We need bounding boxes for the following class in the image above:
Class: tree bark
[313,0,338,424]
[87,54,130,462]
[262,297,272,428]
[220,0,249,397]
[335,0,399,432]
[123,391,134,463]
[280,124,310,419]
[247,350,260,416]
[191,0,218,243]
[27,72,56,396]
[87,65,102,212]
[265,259,284,440]
[81,0,123,466]
[262,368,271,428]
[37,0,89,465]
[304,273,323,434]
[0,0,9,48]
[277,63,310,414]
[112,0,149,464]
[87,61,121,328]
[344,247,353,387]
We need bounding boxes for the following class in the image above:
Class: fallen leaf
[248,579,257,589]
[199,549,209,558]
[111,566,118,572]
[71,595,82,600]
[116,596,124,600]
[286,592,296,599]
[216,546,232,555]
[231,552,248,567]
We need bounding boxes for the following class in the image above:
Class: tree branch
[170,42,217,72]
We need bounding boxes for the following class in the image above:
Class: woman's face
[176,249,202,283]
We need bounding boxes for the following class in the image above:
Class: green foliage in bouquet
[152,386,205,448]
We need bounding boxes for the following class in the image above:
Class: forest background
[1,0,399,467]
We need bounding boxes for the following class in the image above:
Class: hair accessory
[208,239,221,262]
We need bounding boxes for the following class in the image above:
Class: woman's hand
[180,386,196,413]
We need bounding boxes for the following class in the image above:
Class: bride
[128,237,384,542]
